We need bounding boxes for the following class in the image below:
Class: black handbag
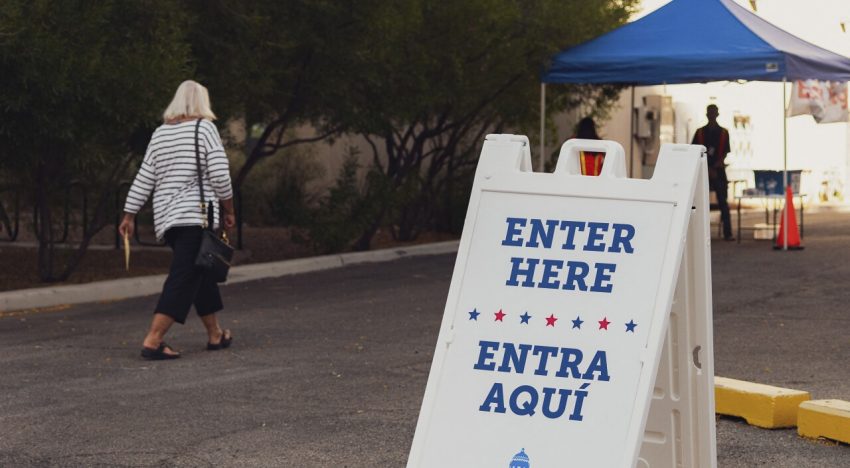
[192,119,234,283]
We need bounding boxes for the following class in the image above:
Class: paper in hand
[123,232,130,271]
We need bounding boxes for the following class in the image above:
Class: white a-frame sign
[408,135,716,467]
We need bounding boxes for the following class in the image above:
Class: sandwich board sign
[408,135,716,467]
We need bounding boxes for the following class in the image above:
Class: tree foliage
[187,0,368,189]
[0,0,641,281]
[337,0,638,247]
[187,0,638,249]
[0,0,191,280]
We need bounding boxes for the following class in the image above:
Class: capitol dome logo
[509,448,530,468]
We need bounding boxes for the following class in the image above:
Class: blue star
[468,308,480,320]
[572,316,584,329]
[625,320,637,332]
[520,312,531,324]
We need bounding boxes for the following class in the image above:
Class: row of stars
[467,308,637,332]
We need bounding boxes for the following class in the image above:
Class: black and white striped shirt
[124,119,233,240]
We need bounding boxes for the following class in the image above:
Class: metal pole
[629,86,635,178]
[782,78,788,250]
[540,83,546,172]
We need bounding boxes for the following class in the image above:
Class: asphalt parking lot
[2,210,850,467]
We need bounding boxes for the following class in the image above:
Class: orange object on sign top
[580,151,605,176]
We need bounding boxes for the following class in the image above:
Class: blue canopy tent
[539,0,850,248]
[543,0,850,85]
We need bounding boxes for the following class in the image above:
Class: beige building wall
[590,82,850,202]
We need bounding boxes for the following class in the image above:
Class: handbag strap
[193,119,214,228]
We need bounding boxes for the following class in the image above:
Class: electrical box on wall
[636,107,656,139]
[636,95,675,176]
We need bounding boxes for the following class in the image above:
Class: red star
[598,317,611,330]
[494,309,506,322]
[545,314,558,327]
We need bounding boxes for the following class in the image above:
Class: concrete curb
[714,377,850,446]
[715,376,811,429]
[798,400,850,444]
[0,240,460,313]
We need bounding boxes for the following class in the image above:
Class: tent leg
[540,83,546,172]
[629,86,635,178]
[782,78,788,251]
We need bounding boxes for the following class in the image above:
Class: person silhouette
[692,104,734,241]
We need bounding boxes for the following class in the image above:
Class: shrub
[236,146,324,227]
[308,148,390,253]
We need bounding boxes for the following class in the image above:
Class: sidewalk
[0,240,460,314]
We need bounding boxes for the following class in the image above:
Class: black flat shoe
[141,342,181,360]
[207,330,232,351]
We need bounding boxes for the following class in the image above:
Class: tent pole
[629,86,635,177]
[540,83,546,172]
[782,78,788,250]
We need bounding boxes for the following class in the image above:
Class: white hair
[162,80,217,121]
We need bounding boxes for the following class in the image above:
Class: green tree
[186,0,370,190]
[186,0,636,252]
[0,0,192,281]
[341,0,637,248]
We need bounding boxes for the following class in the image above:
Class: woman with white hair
[119,80,235,360]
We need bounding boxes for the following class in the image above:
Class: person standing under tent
[692,104,734,241]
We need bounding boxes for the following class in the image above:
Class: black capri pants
[155,226,223,324]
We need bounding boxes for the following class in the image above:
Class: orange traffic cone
[774,186,804,250]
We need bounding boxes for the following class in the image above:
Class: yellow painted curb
[798,400,850,444]
[714,376,810,428]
